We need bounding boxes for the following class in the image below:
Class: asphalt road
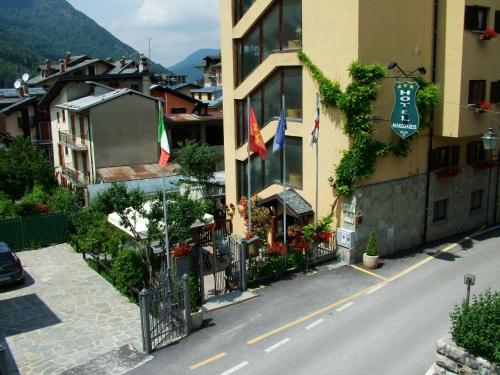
[129,228,500,375]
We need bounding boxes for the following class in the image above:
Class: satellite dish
[14,80,21,89]
[22,73,30,82]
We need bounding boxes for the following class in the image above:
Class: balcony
[61,165,89,186]
[58,130,87,150]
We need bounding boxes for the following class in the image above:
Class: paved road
[130,228,500,375]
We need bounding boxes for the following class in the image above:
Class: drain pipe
[423,0,439,243]
[493,150,500,224]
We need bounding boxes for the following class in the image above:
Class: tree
[48,187,80,214]
[91,182,144,215]
[0,137,56,199]
[0,191,16,218]
[174,140,223,196]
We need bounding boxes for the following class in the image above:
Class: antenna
[22,73,30,82]
[14,79,21,89]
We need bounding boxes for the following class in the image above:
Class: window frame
[464,5,489,31]
[470,190,483,211]
[433,199,448,222]
[430,146,460,170]
[466,141,485,164]
[468,80,486,105]
[490,81,500,104]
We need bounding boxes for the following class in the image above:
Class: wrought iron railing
[58,130,87,150]
[61,165,89,185]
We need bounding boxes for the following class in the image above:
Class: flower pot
[363,253,379,269]
[191,309,204,330]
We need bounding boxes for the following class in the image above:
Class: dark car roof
[0,242,11,253]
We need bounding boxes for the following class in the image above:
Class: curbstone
[436,353,459,373]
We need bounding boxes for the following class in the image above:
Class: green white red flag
[157,102,170,167]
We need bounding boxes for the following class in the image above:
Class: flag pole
[247,96,252,234]
[282,94,287,247]
[161,167,171,271]
[315,93,319,230]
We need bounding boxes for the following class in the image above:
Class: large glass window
[236,0,302,84]
[234,0,256,24]
[237,137,302,197]
[236,67,302,147]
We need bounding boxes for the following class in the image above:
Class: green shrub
[365,231,378,256]
[111,248,146,300]
[189,275,201,313]
[450,289,500,364]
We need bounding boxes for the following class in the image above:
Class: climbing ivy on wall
[298,51,440,196]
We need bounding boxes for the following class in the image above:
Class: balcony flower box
[468,101,491,113]
[436,166,462,179]
[474,160,497,170]
[479,28,497,40]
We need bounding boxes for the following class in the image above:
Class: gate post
[197,247,205,304]
[182,273,192,335]
[240,239,247,291]
[139,288,152,354]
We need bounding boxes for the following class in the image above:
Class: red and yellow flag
[249,105,266,160]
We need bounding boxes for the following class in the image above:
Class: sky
[66,0,220,67]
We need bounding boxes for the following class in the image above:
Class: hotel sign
[390,81,420,139]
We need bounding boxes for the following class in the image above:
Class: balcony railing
[58,130,87,150]
[61,165,89,186]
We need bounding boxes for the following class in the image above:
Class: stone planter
[191,309,204,330]
[363,253,379,269]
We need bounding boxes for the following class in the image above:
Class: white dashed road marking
[336,302,353,312]
[305,318,325,330]
[220,361,249,375]
[264,338,291,353]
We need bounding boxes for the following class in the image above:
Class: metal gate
[139,270,190,353]
[200,234,247,300]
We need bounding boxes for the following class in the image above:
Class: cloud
[109,0,220,66]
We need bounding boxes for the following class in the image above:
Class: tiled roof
[0,96,38,116]
[201,96,223,108]
[0,88,45,98]
[56,88,159,112]
[28,59,103,85]
[164,111,223,123]
[191,86,222,93]
[259,189,313,218]
[97,163,178,183]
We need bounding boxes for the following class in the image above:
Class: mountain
[168,48,220,83]
[0,0,170,87]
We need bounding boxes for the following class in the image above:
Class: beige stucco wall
[91,94,158,169]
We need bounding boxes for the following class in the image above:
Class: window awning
[258,189,314,218]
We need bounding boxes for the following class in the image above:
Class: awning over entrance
[258,188,314,218]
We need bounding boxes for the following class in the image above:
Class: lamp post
[481,128,499,225]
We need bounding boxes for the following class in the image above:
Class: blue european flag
[272,107,287,153]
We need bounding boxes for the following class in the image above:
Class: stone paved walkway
[0,244,141,375]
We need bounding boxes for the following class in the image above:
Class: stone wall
[336,164,500,263]
[432,335,499,375]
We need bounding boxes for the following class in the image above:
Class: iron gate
[139,270,190,353]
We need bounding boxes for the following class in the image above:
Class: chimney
[138,54,149,73]
[59,59,65,72]
[105,57,113,64]
[64,51,71,63]
[44,59,51,70]
[120,56,126,67]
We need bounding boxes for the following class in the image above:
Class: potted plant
[189,275,204,330]
[479,27,497,40]
[363,231,379,269]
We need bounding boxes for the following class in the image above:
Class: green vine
[298,51,440,196]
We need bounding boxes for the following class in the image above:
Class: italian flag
[157,102,170,167]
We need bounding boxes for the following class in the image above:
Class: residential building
[0,87,52,162]
[220,0,500,262]
[45,82,161,201]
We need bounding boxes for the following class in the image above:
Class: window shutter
[491,81,500,104]
[464,6,476,30]
[495,11,500,33]
[450,146,460,166]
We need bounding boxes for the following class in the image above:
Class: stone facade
[432,335,499,375]
[336,164,500,263]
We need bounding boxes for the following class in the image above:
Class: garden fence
[0,212,68,250]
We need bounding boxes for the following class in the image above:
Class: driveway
[0,244,142,375]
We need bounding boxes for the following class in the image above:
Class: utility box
[336,227,356,249]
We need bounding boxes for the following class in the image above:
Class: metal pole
[182,273,192,335]
[247,97,252,233]
[139,288,152,354]
[485,149,493,225]
[240,240,247,291]
[315,93,320,229]
[282,94,287,247]
[466,284,471,305]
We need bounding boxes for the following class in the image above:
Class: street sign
[390,81,420,139]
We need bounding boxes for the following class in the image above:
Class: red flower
[246,233,254,240]
[482,28,497,39]
[267,242,286,256]
[479,101,492,110]
[172,243,190,257]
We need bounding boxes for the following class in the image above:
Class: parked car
[0,242,24,287]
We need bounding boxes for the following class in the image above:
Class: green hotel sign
[390,81,420,139]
